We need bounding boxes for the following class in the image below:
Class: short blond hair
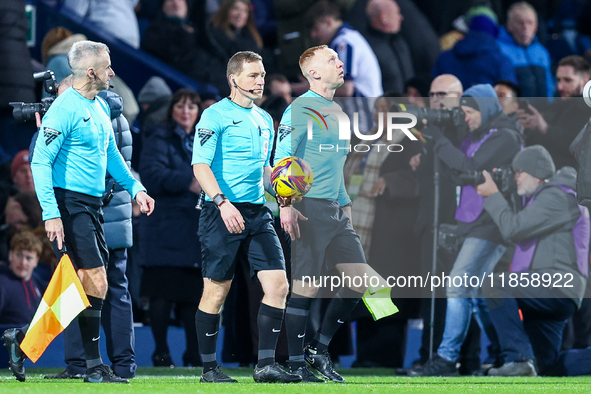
[299,45,328,78]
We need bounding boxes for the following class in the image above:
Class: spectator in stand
[199,92,222,111]
[493,80,523,133]
[363,0,414,94]
[305,1,382,134]
[346,0,440,79]
[138,89,204,367]
[209,0,263,55]
[432,15,517,88]
[3,194,54,287]
[306,1,383,98]
[404,77,431,108]
[137,76,173,132]
[143,0,223,92]
[41,27,140,124]
[10,150,34,193]
[4,192,42,235]
[134,76,173,175]
[265,74,292,104]
[2,191,43,264]
[62,0,141,49]
[438,3,499,51]
[496,2,554,98]
[0,0,36,164]
[0,231,43,325]
[208,0,263,96]
[41,27,87,86]
[519,55,591,169]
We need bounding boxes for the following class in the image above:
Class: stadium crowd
[2,0,591,380]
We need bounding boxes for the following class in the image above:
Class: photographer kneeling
[411,84,523,376]
[477,146,591,377]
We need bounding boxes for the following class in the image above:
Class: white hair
[67,40,110,78]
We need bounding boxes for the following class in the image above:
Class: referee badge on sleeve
[43,127,61,146]
[197,128,214,146]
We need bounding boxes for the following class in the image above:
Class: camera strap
[461,128,498,158]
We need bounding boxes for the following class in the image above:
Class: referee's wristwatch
[213,193,227,208]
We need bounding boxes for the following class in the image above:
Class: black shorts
[292,198,366,280]
[198,202,285,281]
[55,188,109,270]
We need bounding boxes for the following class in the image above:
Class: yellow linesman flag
[20,254,89,362]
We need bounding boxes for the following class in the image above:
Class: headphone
[89,70,112,89]
[232,78,255,94]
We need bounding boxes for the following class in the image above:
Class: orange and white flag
[20,254,89,362]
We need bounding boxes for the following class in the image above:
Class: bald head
[366,0,403,34]
[506,2,538,46]
[430,74,463,109]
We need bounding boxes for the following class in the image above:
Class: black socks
[309,287,362,352]
[285,296,314,368]
[195,309,220,372]
[256,303,284,367]
[79,295,103,369]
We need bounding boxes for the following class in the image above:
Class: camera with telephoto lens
[457,166,515,194]
[9,71,58,122]
[396,103,466,128]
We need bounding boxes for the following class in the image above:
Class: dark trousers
[63,248,136,378]
[563,280,591,350]
[488,294,591,376]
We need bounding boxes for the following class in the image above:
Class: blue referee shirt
[32,87,145,221]
[275,90,351,207]
[191,98,274,204]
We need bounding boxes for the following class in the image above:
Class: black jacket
[0,265,42,324]
[0,0,34,108]
[525,97,591,170]
[363,26,415,93]
[142,13,215,85]
[138,123,201,268]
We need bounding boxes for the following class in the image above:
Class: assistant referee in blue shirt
[2,41,154,385]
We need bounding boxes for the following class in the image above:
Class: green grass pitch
[1,367,591,393]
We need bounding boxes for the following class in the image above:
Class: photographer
[411,83,522,376]
[411,74,483,373]
[476,146,591,376]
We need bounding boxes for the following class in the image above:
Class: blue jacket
[432,31,517,88]
[138,123,201,268]
[98,90,133,250]
[0,265,42,325]
[496,27,554,98]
